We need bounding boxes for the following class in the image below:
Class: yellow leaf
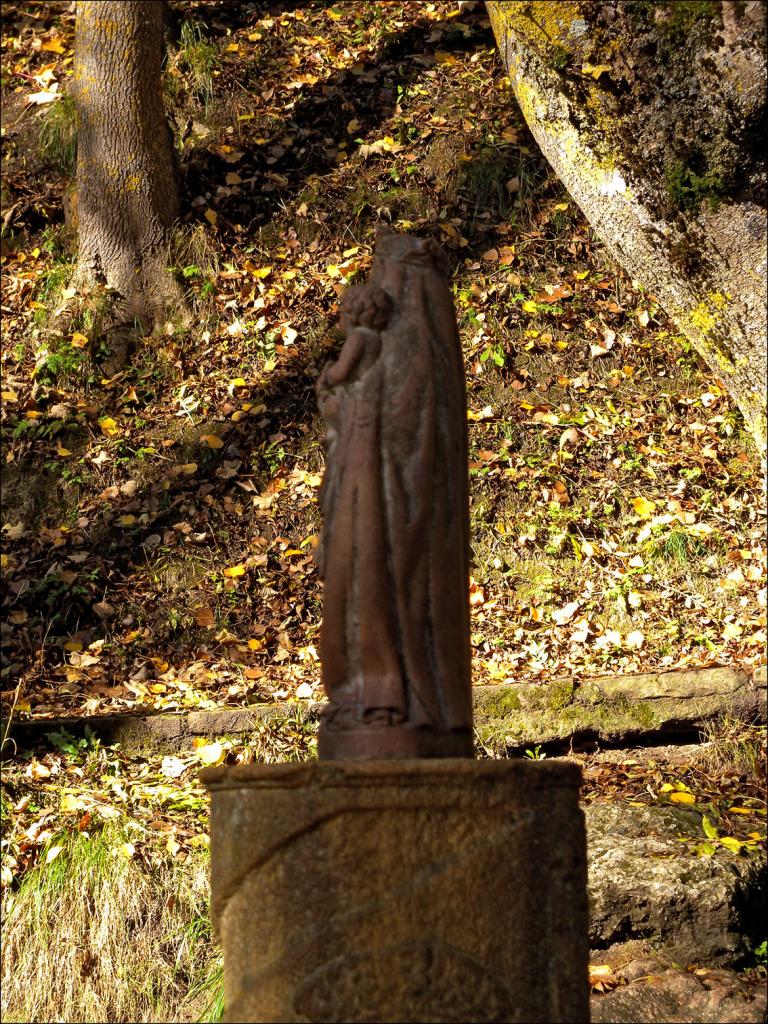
[199,434,224,449]
[180,463,198,475]
[522,300,538,313]
[1,390,18,402]
[722,622,743,640]
[195,742,225,766]
[247,638,264,650]
[244,262,272,279]
[99,416,120,437]
[659,782,674,793]
[61,793,81,812]
[226,172,242,185]
[56,445,73,457]
[582,63,611,79]
[229,378,247,388]
[467,405,494,422]
[119,843,135,859]
[63,640,83,652]
[728,807,753,815]
[670,792,696,804]
[574,270,589,280]
[116,514,137,527]
[632,496,656,518]
[223,564,246,578]
[204,208,218,226]
[719,836,742,853]
[71,332,88,348]
[42,38,66,54]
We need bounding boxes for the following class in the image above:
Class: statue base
[201,759,589,1024]
[318,721,474,759]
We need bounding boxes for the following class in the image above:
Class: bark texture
[487,1,767,450]
[73,0,182,326]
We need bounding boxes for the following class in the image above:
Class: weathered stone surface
[474,666,767,753]
[316,228,473,760]
[3,703,318,756]
[591,963,767,1024]
[202,759,589,1023]
[586,803,767,966]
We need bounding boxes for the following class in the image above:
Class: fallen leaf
[467,405,494,422]
[194,607,215,628]
[98,417,120,438]
[28,87,60,105]
[582,63,611,79]
[719,836,742,853]
[223,564,246,578]
[632,496,656,518]
[670,792,696,804]
[199,434,224,449]
[195,742,225,766]
[160,756,186,779]
[552,601,580,626]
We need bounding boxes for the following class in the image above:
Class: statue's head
[374,226,450,276]
[340,284,393,332]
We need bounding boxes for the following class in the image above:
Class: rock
[474,667,767,753]
[587,803,766,966]
[591,965,767,1024]
[9,665,766,757]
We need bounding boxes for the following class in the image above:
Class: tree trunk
[72,0,185,334]
[486,1,767,451]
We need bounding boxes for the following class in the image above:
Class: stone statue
[316,227,473,759]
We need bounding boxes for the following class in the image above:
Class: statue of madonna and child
[315,227,473,760]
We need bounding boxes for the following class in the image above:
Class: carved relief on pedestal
[293,940,511,1024]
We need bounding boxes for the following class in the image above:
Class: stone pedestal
[202,760,589,1024]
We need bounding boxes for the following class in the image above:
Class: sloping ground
[1,0,765,728]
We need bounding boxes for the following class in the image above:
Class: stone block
[202,759,588,1023]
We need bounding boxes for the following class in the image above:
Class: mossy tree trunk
[72,0,185,339]
[486,1,767,451]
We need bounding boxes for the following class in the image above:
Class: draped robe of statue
[316,228,473,759]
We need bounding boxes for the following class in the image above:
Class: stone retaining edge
[3,665,765,755]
